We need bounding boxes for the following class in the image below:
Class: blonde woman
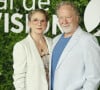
[13,9,52,90]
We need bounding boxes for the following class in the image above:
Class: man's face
[57,5,79,34]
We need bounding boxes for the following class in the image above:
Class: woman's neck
[30,32,44,43]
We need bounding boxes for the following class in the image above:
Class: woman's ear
[28,22,30,27]
[28,22,31,33]
[28,21,31,28]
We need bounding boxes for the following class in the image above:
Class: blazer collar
[26,34,42,60]
[56,26,84,70]
[26,34,51,59]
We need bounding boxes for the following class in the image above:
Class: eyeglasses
[31,19,47,24]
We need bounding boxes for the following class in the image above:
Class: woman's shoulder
[14,35,29,48]
[44,36,52,42]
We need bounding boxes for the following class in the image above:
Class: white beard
[61,26,72,33]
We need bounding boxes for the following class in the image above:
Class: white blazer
[13,34,52,90]
[51,27,100,90]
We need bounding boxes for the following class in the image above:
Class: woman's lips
[37,28,42,30]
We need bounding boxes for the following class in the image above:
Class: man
[51,1,100,90]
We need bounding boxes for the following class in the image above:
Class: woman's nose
[38,20,42,25]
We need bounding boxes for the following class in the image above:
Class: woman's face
[28,12,47,35]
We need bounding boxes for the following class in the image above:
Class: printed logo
[84,0,100,36]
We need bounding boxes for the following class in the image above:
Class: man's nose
[63,18,68,24]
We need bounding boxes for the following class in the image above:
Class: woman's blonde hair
[28,9,49,21]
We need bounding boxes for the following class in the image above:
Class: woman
[13,9,52,90]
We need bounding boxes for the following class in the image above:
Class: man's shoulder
[78,28,98,44]
[77,27,96,40]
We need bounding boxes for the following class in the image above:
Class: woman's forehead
[31,12,46,18]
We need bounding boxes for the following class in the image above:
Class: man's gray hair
[56,1,80,17]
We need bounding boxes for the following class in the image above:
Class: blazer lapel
[56,27,83,70]
[26,34,49,89]
[27,34,45,68]
[27,34,52,69]
[44,36,52,55]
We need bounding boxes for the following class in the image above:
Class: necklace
[31,35,49,57]
[41,48,44,52]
